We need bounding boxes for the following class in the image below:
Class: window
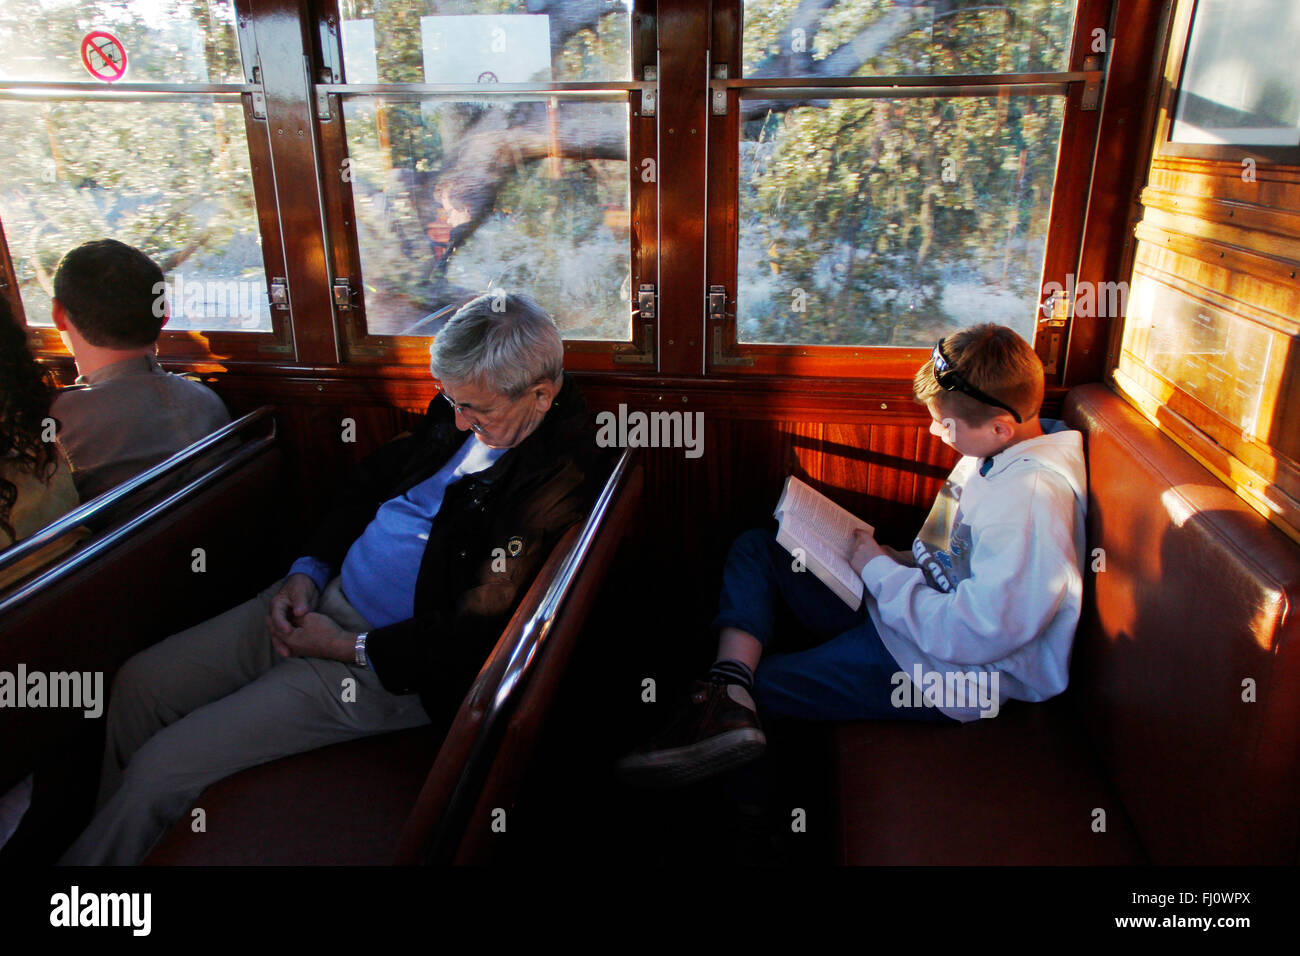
[320,0,644,358]
[0,0,278,339]
[708,0,1100,373]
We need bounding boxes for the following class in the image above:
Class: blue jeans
[712,528,955,723]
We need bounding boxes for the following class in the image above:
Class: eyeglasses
[436,386,489,434]
[931,339,1022,423]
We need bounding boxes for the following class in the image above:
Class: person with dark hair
[49,239,229,500]
[60,292,604,865]
[0,296,78,548]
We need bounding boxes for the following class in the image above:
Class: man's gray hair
[430,292,564,398]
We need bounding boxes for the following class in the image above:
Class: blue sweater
[289,435,506,631]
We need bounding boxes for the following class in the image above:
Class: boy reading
[618,324,1087,786]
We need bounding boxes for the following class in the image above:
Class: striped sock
[709,658,756,694]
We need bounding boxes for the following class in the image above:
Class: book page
[796,522,864,605]
[774,476,871,607]
[775,476,872,553]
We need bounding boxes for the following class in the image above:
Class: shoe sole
[616,728,767,789]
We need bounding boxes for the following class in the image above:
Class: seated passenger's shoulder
[162,368,231,425]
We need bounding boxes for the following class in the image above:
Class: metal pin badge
[506,536,524,557]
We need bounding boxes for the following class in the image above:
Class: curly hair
[1,296,61,542]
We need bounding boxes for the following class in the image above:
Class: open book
[773,476,873,610]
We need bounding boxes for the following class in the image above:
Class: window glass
[736,94,1065,346]
[0,0,243,84]
[1169,0,1300,146]
[342,96,630,339]
[742,0,1077,78]
[338,0,631,84]
[0,98,270,332]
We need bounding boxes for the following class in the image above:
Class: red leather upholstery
[144,727,440,865]
[835,383,1300,865]
[835,699,1144,865]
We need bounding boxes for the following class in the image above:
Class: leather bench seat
[145,727,440,866]
[835,698,1145,865]
[835,383,1300,865]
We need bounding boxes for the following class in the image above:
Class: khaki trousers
[58,578,430,865]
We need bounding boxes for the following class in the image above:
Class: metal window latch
[269,277,289,310]
[1081,54,1104,111]
[641,66,657,117]
[237,15,267,120]
[1037,289,1070,375]
[250,64,267,119]
[333,277,352,310]
[708,284,728,319]
[1038,289,1070,329]
[712,64,728,116]
[708,284,754,366]
[636,283,655,319]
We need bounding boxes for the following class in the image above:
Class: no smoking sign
[80,31,128,83]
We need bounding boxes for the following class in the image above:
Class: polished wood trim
[1067,0,1169,387]
[1132,221,1300,286]
[629,0,660,364]
[1141,186,1300,242]
[656,0,710,376]
[1139,205,1300,264]
[1032,0,1109,380]
[252,0,338,365]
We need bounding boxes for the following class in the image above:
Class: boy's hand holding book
[848,527,886,575]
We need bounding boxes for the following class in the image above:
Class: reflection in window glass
[741,0,1076,78]
[342,97,630,339]
[339,0,631,84]
[737,95,1064,346]
[0,0,243,83]
[0,99,269,332]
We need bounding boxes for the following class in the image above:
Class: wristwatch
[354,631,370,668]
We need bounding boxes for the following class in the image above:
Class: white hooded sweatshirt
[859,421,1087,722]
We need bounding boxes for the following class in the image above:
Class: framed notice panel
[1161,0,1300,163]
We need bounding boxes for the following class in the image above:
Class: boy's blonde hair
[913,324,1044,425]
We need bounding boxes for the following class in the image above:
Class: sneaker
[616,678,766,788]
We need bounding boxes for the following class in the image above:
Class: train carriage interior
[0,0,1298,884]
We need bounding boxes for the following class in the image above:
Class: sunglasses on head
[931,339,1022,423]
